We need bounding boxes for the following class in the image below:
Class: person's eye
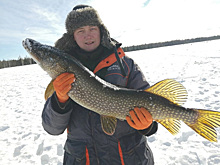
[77,29,84,34]
[90,27,97,31]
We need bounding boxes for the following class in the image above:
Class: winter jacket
[42,46,158,165]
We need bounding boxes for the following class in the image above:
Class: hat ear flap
[100,25,115,49]
[55,33,77,51]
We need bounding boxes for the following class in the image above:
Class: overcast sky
[0,0,220,60]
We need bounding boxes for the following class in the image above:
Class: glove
[126,107,153,130]
[53,73,75,103]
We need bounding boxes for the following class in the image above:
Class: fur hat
[55,5,116,51]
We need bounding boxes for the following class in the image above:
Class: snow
[0,40,220,164]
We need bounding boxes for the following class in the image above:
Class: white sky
[0,0,220,60]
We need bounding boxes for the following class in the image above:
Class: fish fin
[145,79,187,105]
[155,119,181,135]
[44,80,55,100]
[185,109,220,142]
[100,115,117,135]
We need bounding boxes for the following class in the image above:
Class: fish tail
[186,109,220,142]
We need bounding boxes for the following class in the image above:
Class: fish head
[22,38,70,78]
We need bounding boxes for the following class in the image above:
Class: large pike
[22,38,220,142]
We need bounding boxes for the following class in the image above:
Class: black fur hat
[55,5,116,51]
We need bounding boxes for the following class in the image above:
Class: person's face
[74,26,101,52]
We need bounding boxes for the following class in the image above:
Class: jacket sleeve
[42,92,73,135]
[126,57,150,90]
[138,121,158,136]
[125,56,158,136]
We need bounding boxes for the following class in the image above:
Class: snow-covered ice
[0,40,220,164]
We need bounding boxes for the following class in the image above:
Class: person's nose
[84,30,92,39]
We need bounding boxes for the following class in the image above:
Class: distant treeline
[0,57,36,69]
[122,35,220,52]
[1,35,220,69]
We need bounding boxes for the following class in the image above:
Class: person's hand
[126,107,153,130]
[53,73,75,103]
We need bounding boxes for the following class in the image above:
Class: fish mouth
[22,38,33,52]
[22,38,40,63]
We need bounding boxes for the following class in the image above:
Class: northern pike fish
[22,38,220,142]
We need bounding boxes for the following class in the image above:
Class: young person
[42,5,158,165]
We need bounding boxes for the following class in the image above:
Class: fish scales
[22,38,220,142]
[69,77,187,121]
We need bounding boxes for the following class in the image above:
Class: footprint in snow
[36,140,44,156]
[13,144,26,157]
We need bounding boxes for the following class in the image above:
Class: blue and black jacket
[42,45,158,165]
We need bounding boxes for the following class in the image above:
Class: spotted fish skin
[22,38,220,142]
[22,39,186,120]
